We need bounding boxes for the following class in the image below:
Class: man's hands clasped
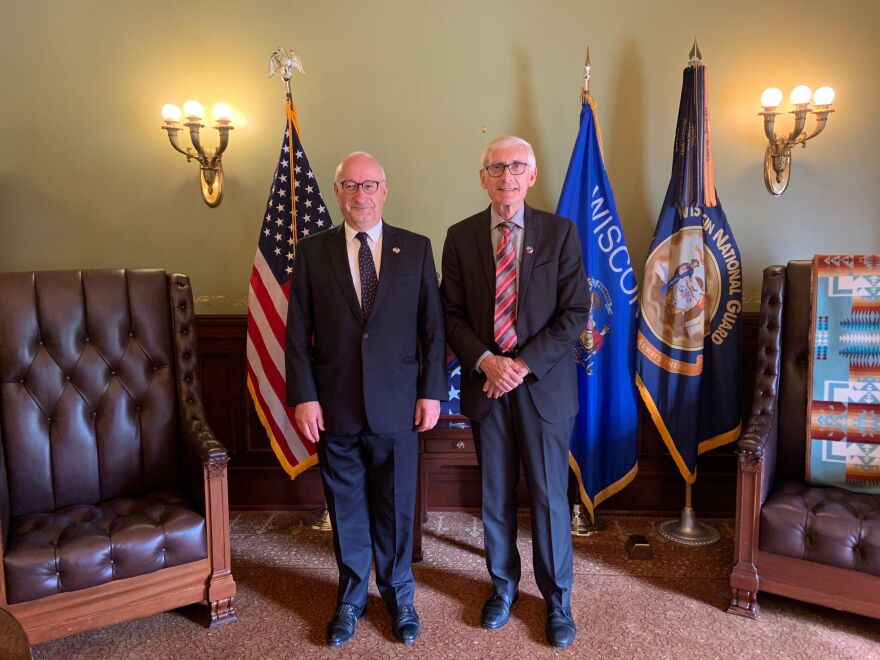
[481,355,530,399]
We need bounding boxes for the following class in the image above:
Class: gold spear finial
[689,39,703,66]
[581,46,592,104]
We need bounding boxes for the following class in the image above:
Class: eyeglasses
[338,180,384,194]
[484,161,529,177]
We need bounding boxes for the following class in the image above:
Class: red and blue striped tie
[494,222,518,352]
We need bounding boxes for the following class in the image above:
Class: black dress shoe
[546,607,576,648]
[392,605,421,645]
[327,603,364,647]
[481,593,517,630]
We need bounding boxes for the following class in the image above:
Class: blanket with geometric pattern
[807,254,880,492]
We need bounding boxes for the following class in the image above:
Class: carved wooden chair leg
[210,596,239,627]
[728,582,760,619]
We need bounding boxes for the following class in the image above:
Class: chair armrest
[737,265,786,502]
[183,419,228,463]
[167,273,230,507]
[167,276,237,614]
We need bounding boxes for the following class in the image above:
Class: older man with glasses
[286,151,447,647]
[441,136,590,649]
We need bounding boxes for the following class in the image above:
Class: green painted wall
[2,0,877,312]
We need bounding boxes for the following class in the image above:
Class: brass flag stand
[571,504,605,536]
[657,481,719,546]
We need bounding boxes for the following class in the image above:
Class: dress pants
[472,384,574,610]
[316,428,418,612]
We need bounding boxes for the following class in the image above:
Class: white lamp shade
[183,100,204,119]
[213,103,233,122]
[813,86,836,106]
[760,87,783,109]
[161,104,182,122]
[790,85,813,105]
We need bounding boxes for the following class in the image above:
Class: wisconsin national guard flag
[635,58,742,483]
[557,96,639,520]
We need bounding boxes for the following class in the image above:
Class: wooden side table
[0,607,32,660]
[413,417,475,561]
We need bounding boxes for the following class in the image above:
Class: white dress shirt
[344,219,383,306]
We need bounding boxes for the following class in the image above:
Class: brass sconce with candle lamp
[160,101,234,207]
[759,84,836,196]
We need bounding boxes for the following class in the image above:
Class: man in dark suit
[441,136,590,649]
[286,152,447,647]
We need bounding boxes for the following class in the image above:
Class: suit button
[362,333,369,340]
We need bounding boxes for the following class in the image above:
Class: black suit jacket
[286,222,448,436]
[441,204,590,422]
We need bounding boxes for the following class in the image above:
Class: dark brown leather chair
[729,261,880,619]
[0,269,236,643]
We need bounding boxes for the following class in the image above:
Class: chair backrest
[776,260,812,483]
[0,270,180,519]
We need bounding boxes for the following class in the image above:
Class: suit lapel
[327,224,363,322]
[516,204,541,315]
[474,208,495,301]
[367,222,398,324]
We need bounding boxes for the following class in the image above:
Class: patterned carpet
[33,512,880,659]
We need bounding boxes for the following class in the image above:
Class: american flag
[441,356,461,416]
[246,101,332,478]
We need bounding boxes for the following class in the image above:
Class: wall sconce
[160,101,234,207]
[760,85,835,196]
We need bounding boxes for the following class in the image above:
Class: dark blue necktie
[356,232,378,317]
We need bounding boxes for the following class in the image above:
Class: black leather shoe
[546,607,576,648]
[481,593,517,630]
[392,605,421,645]
[327,603,364,647]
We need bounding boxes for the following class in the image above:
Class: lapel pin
[526,246,534,254]
[392,247,401,254]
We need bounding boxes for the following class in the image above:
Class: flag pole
[569,45,606,538]
[655,40,721,548]
[268,46,332,535]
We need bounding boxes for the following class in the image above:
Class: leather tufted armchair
[728,262,880,619]
[0,269,237,643]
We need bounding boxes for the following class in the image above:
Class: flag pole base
[571,504,605,536]
[657,506,720,546]
[304,507,333,532]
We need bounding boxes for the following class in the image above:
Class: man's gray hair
[335,151,387,182]
[480,136,537,170]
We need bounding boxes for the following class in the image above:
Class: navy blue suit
[286,221,447,611]
[441,204,589,610]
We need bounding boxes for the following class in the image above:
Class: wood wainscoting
[196,313,758,516]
